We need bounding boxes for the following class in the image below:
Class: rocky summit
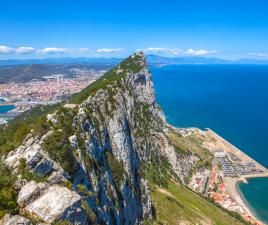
[0,53,247,225]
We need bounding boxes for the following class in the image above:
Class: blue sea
[151,64,268,223]
[0,98,15,114]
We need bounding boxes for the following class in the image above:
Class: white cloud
[96,48,124,54]
[184,48,218,56]
[0,46,125,55]
[250,53,268,58]
[78,48,90,52]
[140,47,218,56]
[0,45,36,54]
[141,47,183,55]
[0,45,218,57]
[37,47,70,54]
[15,46,36,54]
[38,47,92,54]
[0,45,13,54]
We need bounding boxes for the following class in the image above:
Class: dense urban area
[0,68,105,125]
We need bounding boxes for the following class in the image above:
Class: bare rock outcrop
[23,185,87,224]
[0,214,32,225]
[17,181,41,207]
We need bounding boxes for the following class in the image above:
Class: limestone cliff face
[2,52,196,225]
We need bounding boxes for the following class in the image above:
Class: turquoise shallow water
[238,178,268,223]
[0,98,15,114]
[151,64,268,223]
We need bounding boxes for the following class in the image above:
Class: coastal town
[0,69,105,124]
[182,128,268,225]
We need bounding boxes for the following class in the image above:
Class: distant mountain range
[146,54,268,65]
[1,54,268,67]
[0,63,114,84]
[0,57,122,66]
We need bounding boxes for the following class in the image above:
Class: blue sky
[1,0,268,59]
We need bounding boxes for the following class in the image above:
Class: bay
[0,98,15,114]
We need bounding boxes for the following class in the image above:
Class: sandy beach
[224,177,255,217]
[203,129,268,224]
[225,176,268,225]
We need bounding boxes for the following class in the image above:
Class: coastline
[0,98,17,122]
[206,129,268,174]
[207,129,268,225]
[235,180,265,224]
[225,176,267,224]
[207,129,268,224]
[0,97,11,102]
[172,125,268,225]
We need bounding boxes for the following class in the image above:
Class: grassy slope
[149,181,244,225]
[167,127,211,160]
[167,127,213,171]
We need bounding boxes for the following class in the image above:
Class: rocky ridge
[1,52,198,225]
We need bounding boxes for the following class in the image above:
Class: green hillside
[149,181,246,225]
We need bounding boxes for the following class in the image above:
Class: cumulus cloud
[96,48,124,54]
[0,45,37,54]
[0,46,126,55]
[37,47,70,54]
[184,48,218,56]
[0,45,13,54]
[140,47,218,56]
[15,46,36,54]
